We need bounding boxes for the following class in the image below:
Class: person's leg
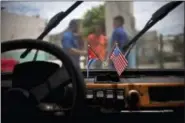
[109,62,115,70]
[89,63,95,69]
[91,60,101,69]
[96,60,102,69]
[89,60,98,69]
[127,48,136,68]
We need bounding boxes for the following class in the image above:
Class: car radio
[86,88,125,110]
[85,76,184,110]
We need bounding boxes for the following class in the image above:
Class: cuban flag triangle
[87,45,98,78]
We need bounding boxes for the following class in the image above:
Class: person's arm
[62,34,87,56]
[70,48,87,56]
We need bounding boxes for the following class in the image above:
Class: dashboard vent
[148,86,184,102]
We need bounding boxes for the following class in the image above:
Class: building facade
[1,10,49,62]
[136,31,159,65]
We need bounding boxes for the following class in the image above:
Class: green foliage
[81,4,105,37]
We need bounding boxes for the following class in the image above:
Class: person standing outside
[109,15,129,69]
[62,19,87,67]
[87,23,107,69]
[111,15,128,50]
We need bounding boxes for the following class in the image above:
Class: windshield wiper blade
[123,1,183,57]
[20,1,83,60]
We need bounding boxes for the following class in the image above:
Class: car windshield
[1,1,184,73]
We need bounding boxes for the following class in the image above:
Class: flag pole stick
[86,58,89,78]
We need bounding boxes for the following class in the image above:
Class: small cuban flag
[87,45,98,78]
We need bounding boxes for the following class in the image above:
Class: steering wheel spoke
[2,39,87,118]
[47,67,72,89]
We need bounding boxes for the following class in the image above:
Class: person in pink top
[87,23,107,68]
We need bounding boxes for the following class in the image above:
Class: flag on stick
[86,44,99,78]
[110,43,128,76]
[87,47,97,68]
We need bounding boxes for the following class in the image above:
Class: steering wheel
[1,39,87,119]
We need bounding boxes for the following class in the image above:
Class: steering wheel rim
[1,39,87,117]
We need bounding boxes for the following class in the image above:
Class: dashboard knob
[127,90,140,109]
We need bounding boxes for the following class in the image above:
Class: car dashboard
[2,69,184,112]
[1,68,184,123]
[85,77,184,110]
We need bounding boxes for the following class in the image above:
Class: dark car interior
[1,1,184,123]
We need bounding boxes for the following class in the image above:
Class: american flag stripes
[110,45,128,76]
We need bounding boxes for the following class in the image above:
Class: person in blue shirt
[62,19,87,67]
[109,16,129,69]
[111,15,128,50]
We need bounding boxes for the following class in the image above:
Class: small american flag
[110,45,128,76]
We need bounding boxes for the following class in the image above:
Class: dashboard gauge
[106,90,114,99]
[86,90,93,99]
[96,90,104,98]
[116,90,124,100]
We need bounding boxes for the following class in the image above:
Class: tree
[81,4,105,37]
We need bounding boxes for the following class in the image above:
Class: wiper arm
[20,1,83,60]
[123,1,183,57]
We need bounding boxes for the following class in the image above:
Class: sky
[1,1,184,36]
